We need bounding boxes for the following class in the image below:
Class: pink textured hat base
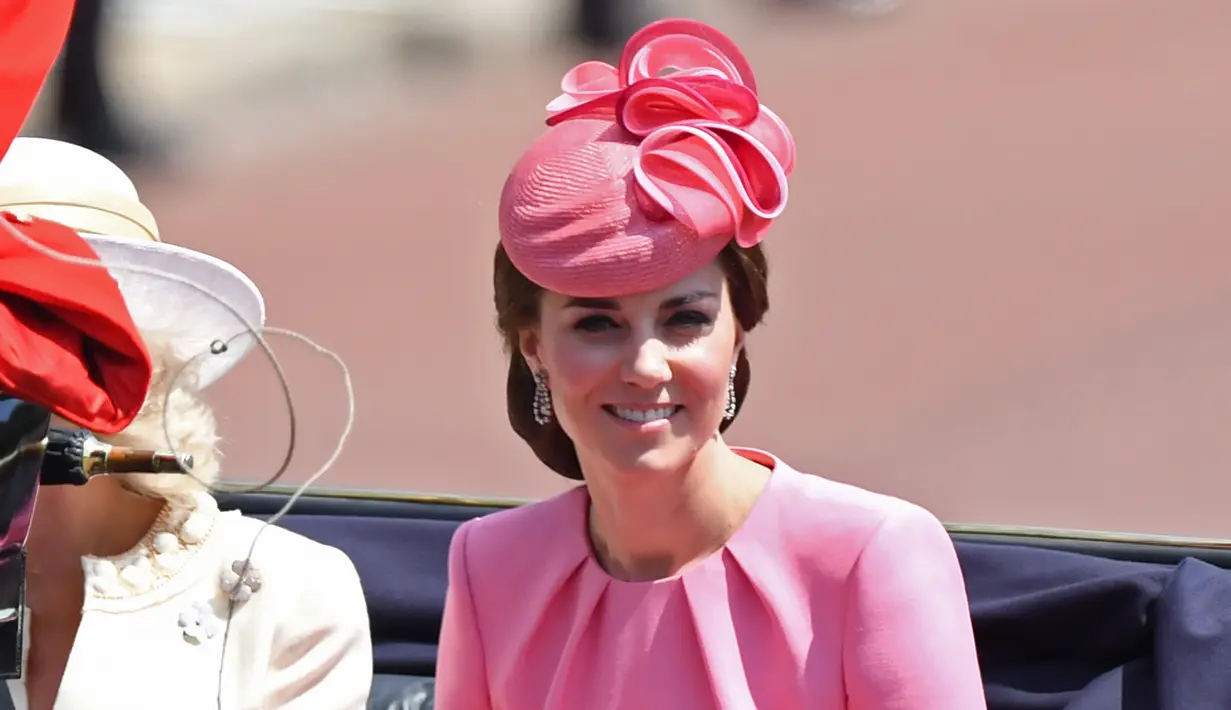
[499,119,728,298]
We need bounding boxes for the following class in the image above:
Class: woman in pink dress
[436,18,986,709]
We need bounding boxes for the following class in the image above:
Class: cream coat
[4,492,372,709]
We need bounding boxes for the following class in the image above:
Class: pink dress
[436,448,987,709]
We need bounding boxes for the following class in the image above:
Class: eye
[573,314,620,333]
[667,310,714,328]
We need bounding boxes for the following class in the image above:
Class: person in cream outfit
[0,137,373,709]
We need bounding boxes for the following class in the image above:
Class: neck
[583,442,770,582]
[25,478,164,616]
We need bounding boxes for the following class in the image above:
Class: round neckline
[82,500,173,565]
[580,447,781,588]
[79,490,227,610]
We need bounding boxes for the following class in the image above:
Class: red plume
[0,1,153,433]
[0,0,78,158]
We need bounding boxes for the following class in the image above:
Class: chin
[595,440,700,479]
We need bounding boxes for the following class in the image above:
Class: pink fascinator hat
[498,19,796,297]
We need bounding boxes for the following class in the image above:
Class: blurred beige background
[31,0,1231,537]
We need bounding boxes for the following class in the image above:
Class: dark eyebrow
[562,290,719,311]
[563,297,620,310]
[661,290,719,309]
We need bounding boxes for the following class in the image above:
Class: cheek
[672,349,733,408]
[540,337,614,403]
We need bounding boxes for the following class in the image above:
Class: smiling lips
[605,405,684,424]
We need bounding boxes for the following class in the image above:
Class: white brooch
[220,559,262,602]
[178,600,224,644]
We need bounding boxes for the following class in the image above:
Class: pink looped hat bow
[543,19,796,249]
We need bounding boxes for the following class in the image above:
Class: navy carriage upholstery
[217,492,1231,710]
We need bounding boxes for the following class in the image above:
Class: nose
[621,337,672,389]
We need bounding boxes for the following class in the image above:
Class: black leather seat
[368,674,435,710]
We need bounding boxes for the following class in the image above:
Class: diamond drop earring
[724,363,737,420]
[532,369,553,425]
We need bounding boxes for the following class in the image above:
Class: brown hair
[493,242,770,480]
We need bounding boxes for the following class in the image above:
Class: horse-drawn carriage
[207,480,1231,710]
[6,380,1230,709]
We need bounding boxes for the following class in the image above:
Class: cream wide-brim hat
[0,137,265,388]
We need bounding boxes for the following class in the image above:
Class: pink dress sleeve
[842,502,987,709]
[436,521,493,709]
